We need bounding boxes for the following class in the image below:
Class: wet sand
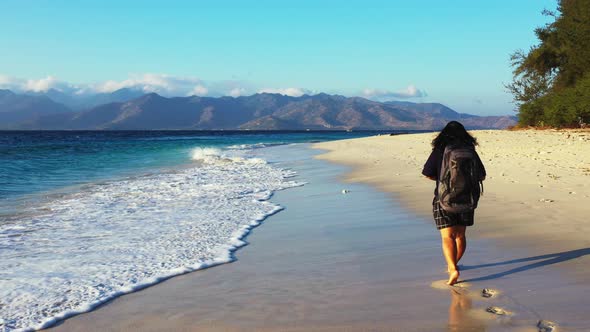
[48,142,589,331]
[314,130,590,330]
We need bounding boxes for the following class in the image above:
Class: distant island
[0,89,516,130]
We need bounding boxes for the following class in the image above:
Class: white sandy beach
[314,129,590,330]
[315,130,590,257]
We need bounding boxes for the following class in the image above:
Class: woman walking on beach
[422,121,486,285]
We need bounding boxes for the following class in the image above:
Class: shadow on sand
[462,248,590,282]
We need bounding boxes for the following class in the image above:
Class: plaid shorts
[432,197,474,230]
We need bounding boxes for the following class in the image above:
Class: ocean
[0,131,408,331]
[0,130,407,331]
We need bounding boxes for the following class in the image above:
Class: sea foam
[0,148,302,331]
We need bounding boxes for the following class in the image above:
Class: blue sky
[0,0,555,115]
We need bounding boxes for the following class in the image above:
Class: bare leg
[440,226,461,285]
[455,226,467,264]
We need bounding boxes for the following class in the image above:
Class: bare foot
[447,270,460,285]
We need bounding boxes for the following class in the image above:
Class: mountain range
[24,88,146,111]
[0,89,516,130]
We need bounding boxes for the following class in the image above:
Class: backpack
[437,144,483,213]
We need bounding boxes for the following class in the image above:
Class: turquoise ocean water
[0,130,413,331]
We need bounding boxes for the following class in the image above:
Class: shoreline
[48,143,457,331]
[47,142,590,331]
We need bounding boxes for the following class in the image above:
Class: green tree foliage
[507,0,590,127]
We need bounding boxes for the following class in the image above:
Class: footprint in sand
[486,306,511,316]
[431,281,558,331]
[537,320,557,332]
[481,288,499,298]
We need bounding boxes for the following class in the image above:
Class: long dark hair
[431,121,477,150]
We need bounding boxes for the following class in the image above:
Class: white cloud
[0,75,73,93]
[257,87,310,97]
[188,84,208,96]
[92,73,205,95]
[228,87,246,97]
[0,75,20,88]
[0,73,240,96]
[95,80,128,93]
[25,76,60,92]
[0,73,320,99]
[362,85,427,100]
